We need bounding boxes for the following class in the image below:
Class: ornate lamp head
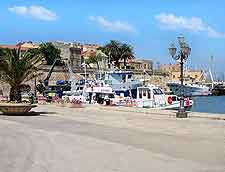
[178,34,185,46]
[169,43,177,57]
[181,43,191,60]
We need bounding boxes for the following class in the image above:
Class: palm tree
[101,40,121,68]
[85,50,108,70]
[0,48,43,102]
[101,40,134,69]
[119,43,134,69]
[39,42,61,65]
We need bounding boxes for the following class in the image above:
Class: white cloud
[155,13,225,39]
[89,16,136,33]
[8,5,57,21]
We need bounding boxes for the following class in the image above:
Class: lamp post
[33,72,37,104]
[168,34,191,118]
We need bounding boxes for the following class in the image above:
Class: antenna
[209,68,214,89]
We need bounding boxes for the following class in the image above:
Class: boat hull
[167,83,211,97]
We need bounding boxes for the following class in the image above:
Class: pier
[0,104,224,172]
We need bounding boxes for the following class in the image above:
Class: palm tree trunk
[123,57,127,69]
[10,86,22,102]
[96,62,100,71]
[115,59,120,69]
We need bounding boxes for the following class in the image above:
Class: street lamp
[168,34,191,118]
[81,62,87,84]
[33,72,38,104]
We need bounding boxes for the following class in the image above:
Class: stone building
[52,42,83,69]
[160,63,180,73]
[170,70,206,83]
[121,59,153,74]
[160,63,206,83]
[52,41,101,70]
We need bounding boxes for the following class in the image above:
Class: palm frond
[0,48,44,87]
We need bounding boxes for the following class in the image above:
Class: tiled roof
[81,50,96,57]
[0,45,29,51]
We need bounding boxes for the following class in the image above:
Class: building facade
[52,41,101,69]
[0,41,39,52]
[160,63,180,73]
[122,59,153,73]
[170,70,206,83]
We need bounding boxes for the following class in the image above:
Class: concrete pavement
[0,104,224,172]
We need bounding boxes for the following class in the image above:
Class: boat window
[128,74,132,79]
[108,94,115,98]
[153,89,163,95]
[172,96,177,101]
[139,92,142,98]
[143,91,146,96]
[122,75,126,82]
[148,91,151,99]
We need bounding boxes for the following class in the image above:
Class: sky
[1,0,225,77]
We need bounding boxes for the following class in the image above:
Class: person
[89,92,92,104]
[57,88,63,98]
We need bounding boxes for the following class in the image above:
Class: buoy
[185,99,190,107]
[167,96,173,104]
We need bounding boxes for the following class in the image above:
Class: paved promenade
[0,104,224,172]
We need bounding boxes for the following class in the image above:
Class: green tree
[100,40,134,69]
[100,40,120,68]
[85,50,108,70]
[0,48,43,102]
[39,42,61,65]
[120,43,134,69]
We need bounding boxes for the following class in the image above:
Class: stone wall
[0,81,10,96]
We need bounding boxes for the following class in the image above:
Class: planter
[0,103,37,115]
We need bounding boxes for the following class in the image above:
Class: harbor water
[192,96,225,114]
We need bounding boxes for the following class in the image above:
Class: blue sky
[1,0,225,77]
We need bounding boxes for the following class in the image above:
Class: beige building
[160,63,206,83]
[120,59,153,73]
[160,63,180,73]
[82,44,100,52]
[170,70,206,83]
[0,41,39,51]
[16,41,39,49]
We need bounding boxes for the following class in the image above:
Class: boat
[104,70,142,98]
[167,82,211,97]
[135,84,193,110]
[85,85,115,104]
[212,83,225,96]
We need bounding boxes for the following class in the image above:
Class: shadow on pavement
[0,111,57,116]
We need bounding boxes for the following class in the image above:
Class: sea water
[192,96,225,114]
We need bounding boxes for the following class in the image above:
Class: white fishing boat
[167,82,211,97]
[104,70,142,98]
[135,84,193,110]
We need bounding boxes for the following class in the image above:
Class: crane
[43,58,60,88]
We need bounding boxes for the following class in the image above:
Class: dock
[0,104,224,172]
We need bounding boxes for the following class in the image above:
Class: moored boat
[167,82,211,97]
[135,85,193,110]
[212,83,225,96]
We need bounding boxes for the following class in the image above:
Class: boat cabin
[86,86,114,104]
[104,71,142,98]
[136,85,166,108]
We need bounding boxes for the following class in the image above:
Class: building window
[144,64,147,69]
